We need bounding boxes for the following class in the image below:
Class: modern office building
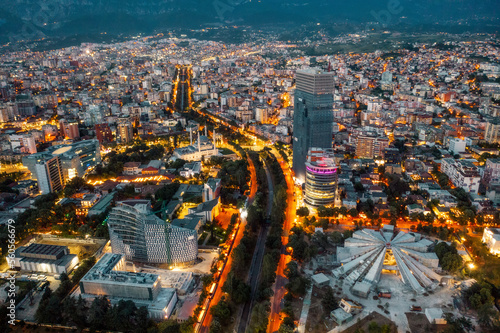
[108,200,198,265]
[23,139,101,183]
[304,148,338,208]
[292,68,334,182]
[35,155,64,194]
[80,253,178,319]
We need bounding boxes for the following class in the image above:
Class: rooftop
[81,253,159,286]
[20,243,68,258]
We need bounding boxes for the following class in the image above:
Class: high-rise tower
[35,156,64,194]
[304,148,338,208]
[292,68,334,182]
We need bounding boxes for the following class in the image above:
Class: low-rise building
[441,158,480,193]
[80,253,178,320]
[16,243,79,274]
[311,273,330,287]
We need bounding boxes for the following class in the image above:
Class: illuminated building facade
[108,200,198,265]
[292,68,334,182]
[9,133,37,154]
[16,243,79,274]
[355,133,390,159]
[172,131,218,162]
[117,116,134,143]
[23,140,101,183]
[441,158,480,194]
[79,253,178,319]
[484,117,500,144]
[34,155,64,194]
[304,148,338,208]
[482,227,500,255]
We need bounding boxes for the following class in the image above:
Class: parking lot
[0,273,61,321]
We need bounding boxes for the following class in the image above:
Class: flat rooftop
[21,243,67,258]
[82,253,159,287]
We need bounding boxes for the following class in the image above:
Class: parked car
[378,292,392,299]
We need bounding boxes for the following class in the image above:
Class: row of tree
[249,151,289,333]
[35,257,95,324]
[209,148,262,333]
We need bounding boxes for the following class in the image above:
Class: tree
[477,304,498,328]
[286,275,310,297]
[443,314,473,333]
[209,319,223,333]
[210,298,231,325]
[247,301,270,333]
[278,317,295,333]
[434,242,463,272]
[296,207,310,217]
[321,286,338,313]
[88,296,111,331]
[348,208,359,218]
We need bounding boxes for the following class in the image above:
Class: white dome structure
[333,226,443,297]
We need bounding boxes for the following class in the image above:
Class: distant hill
[0,0,498,46]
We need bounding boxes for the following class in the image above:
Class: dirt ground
[343,312,398,333]
[305,286,337,333]
[406,312,436,333]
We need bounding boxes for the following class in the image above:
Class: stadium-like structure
[333,226,444,297]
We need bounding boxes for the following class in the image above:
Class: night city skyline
[0,1,499,333]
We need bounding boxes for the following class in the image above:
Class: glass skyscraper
[292,68,334,182]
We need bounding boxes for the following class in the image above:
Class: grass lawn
[219,147,235,155]
[465,236,500,286]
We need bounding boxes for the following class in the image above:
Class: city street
[198,151,259,333]
[268,152,296,333]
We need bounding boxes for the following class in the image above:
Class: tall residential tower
[292,68,334,182]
